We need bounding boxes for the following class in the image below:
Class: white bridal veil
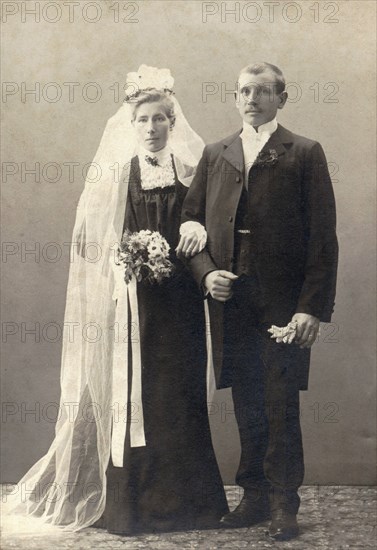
[4,66,207,533]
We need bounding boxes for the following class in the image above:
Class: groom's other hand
[291,313,320,349]
[204,270,238,302]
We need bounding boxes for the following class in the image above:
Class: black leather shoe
[220,495,270,528]
[268,509,299,540]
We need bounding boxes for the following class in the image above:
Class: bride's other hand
[176,221,207,258]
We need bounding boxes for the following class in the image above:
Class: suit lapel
[257,124,292,160]
[221,125,293,174]
[221,132,244,173]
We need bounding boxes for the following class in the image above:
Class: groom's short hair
[239,62,286,94]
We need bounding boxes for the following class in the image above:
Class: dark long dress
[103,156,228,534]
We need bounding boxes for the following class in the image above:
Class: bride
[4,66,228,535]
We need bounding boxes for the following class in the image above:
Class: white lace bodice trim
[138,146,176,191]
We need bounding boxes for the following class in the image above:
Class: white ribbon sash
[111,276,146,467]
[204,300,216,403]
[109,239,214,466]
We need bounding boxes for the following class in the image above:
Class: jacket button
[228,216,233,222]
[236,176,241,183]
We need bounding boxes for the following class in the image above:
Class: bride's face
[133,102,172,152]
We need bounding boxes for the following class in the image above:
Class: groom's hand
[291,313,320,348]
[204,270,238,302]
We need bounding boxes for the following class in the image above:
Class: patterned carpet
[1,486,376,549]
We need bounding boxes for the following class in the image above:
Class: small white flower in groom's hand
[268,313,320,348]
[268,321,297,344]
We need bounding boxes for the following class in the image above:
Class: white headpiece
[4,66,205,534]
[126,64,174,95]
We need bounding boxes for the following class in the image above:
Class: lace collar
[138,146,176,190]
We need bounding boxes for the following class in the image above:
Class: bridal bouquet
[115,229,174,285]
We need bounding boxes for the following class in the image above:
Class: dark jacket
[182,124,338,389]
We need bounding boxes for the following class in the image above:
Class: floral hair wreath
[124,87,175,103]
[124,64,175,103]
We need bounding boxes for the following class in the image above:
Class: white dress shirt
[240,118,278,184]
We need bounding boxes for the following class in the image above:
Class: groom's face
[236,70,287,128]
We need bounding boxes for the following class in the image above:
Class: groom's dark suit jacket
[182,124,338,390]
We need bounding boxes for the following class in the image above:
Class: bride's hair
[128,88,175,121]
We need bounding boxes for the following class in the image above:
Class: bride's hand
[176,233,202,258]
[176,221,207,258]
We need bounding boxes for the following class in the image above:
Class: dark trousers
[224,276,304,514]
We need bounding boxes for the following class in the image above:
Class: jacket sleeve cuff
[201,269,218,298]
[295,304,335,323]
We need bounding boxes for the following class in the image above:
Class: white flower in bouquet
[147,232,170,258]
[117,229,174,285]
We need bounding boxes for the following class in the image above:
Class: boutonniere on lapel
[254,149,278,168]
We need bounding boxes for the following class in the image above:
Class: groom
[181,62,338,540]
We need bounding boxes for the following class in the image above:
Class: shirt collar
[241,117,278,141]
[138,144,172,165]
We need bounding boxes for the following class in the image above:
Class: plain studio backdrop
[1,0,376,486]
